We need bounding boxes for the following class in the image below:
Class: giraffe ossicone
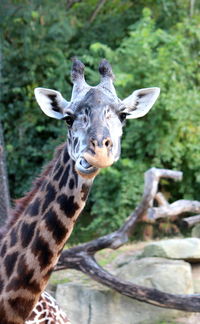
[0,59,160,324]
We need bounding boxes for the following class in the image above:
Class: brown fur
[0,144,66,243]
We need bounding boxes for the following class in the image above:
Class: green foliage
[76,8,200,240]
[85,159,146,236]
[1,0,74,196]
[1,1,200,241]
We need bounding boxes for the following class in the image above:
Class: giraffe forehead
[71,88,120,115]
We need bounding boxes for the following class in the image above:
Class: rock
[56,282,184,324]
[192,224,200,238]
[141,238,200,262]
[117,257,193,294]
[55,257,193,324]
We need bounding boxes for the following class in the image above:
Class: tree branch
[0,52,10,226]
[89,0,107,23]
[148,200,200,220]
[66,0,82,10]
[182,215,200,228]
[190,0,196,17]
[57,168,200,312]
[57,252,200,312]
[155,192,169,206]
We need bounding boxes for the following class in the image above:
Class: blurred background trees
[1,0,200,242]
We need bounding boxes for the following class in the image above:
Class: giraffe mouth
[76,157,99,176]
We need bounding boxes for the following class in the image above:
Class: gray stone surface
[55,257,193,324]
[56,282,184,324]
[141,238,200,262]
[192,224,200,238]
[117,257,193,294]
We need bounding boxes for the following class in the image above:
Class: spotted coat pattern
[0,59,159,324]
[26,292,71,324]
[0,144,92,323]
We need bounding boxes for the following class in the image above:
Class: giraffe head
[34,59,160,178]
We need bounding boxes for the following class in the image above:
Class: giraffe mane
[0,143,66,242]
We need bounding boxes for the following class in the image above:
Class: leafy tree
[72,8,200,239]
[1,0,74,196]
[1,0,200,241]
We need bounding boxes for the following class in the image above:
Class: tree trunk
[0,119,10,225]
[0,38,10,225]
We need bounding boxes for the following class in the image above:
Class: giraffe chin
[75,157,100,179]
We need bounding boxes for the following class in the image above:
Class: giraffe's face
[34,60,160,178]
[65,88,124,178]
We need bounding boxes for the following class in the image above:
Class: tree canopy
[1,0,200,242]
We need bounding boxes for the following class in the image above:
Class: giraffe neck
[0,143,93,324]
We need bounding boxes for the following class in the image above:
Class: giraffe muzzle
[80,137,114,169]
[83,147,114,169]
[75,156,99,178]
[75,138,115,178]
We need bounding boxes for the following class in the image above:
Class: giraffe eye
[119,112,127,122]
[63,115,74,127]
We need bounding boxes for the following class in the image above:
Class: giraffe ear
[34,88,69,119]
[122,87,160,119]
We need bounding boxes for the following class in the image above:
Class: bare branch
[89,0,107,23]
[57,168,200,312]
[190,0,196,16]
[182,215,200,228]
[119,168,182,237]
[57,252,200,312]
[0,50,10,226]
[148,200,200,220]
[57,168,183,254]
[155,192,169,206]
[66,0,82,10]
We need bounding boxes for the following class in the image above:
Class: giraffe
[0,59,160,324]
[26,291,71,324]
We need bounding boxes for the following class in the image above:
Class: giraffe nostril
[90,137,112,149]
[104,138,112,148]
